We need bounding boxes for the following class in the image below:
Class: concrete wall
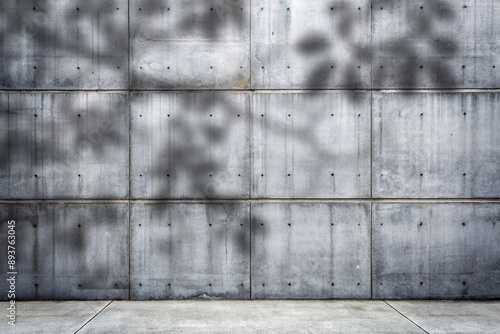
[0,0,499,300]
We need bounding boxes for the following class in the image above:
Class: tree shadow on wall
[0,0,463,299]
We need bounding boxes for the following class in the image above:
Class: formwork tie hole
[139,224,141,227]
[167,174,170,177]
[33,224,37,228]
[262,283,265,286]
[462,223,466,226]
[139,283,142,286]
[78,224,81,227]
[287,174,291,176]
[463,173,466,176]
[288,223,291,226]
[209,283,212,286]
[78,114,81,117]
[34,114,37,117]
[139,8,141,10]
[261,174,264,177]
[167,67,170,70]
[115,284,118,287]
[34,174,38,178]
[168,283,171,287]
[331,173,334,176]
[357,283,360,286]
[168,224,171,226]
[288,283,291,286]
[34,66,37,69]
[76,7,79,11]
[35,284,38,287]
[77,67,80,70]
[420,282,423,285]
[139,174,142,177]
[261,114,264,117]
[237,114,240,117]
[331,283,334,286]
[420,65,423,69]
[463,112,467,116]
[33,7,36,10]
[78,174,81,177]
[209,224,212,227]
[260,223,264,226]
[420,173,424,176]
[463,281,466,285]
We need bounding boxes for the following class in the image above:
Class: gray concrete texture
[130,92,250,199]
[0,204,129,300]
[373,203,500,299]
[2,300,500,333]
[0,92,129,199]
[251,202,371,299]
[0,0,499,301]
[1,1,499,89]
[130,203,250,300]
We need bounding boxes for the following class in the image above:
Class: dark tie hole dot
[331,283,335,286]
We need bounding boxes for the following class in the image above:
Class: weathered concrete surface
[0,204,129,300]
[130,0,250,89]
[130,203,250,300]
[387,301,500,334]
[78,300,424,333]
[131,92,250,199]
[251,0,371,89]
[0,92,129,199]
[372,0,500,88]
[372,203,500,299]
[251,202,371,299]
[0,301,110,334]
[252,93,371,198]
[373,92,500,198]
[0,0,128,89]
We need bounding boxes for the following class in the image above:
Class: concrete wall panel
[372,203,500,299]
[131,92,250,199]
[130,203,250,300]
[0,203,129,300]
[372,0,500,88]
[130,0,250,89]
[252,93,371,198]
[251,0,371,89]
[0,0,128,89]
[251,202,371,299]
[373,92,500,198]
[0,92,129,199]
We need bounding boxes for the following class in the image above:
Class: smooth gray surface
[252,93,371,198]
[0,301,110,334]
[78,300,424,333]
[0,204,129,300]
[130,203,250,300]
[373,92,500,198]
[131,92,250,199]
[130,0,250,89]
[372,0,500,88]
[251,0,371,89]
[0,92,129,199]
[372,203,500,299]
[251,202,371,299]
[387,301,500,334]
[0,0,128,89]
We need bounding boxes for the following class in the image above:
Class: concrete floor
[0,300,499,333]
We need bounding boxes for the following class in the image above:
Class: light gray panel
[372,203,500,299]
[372,0,500,88]
[252,93,371,198]
[373,92,500,198]
[0,203,129,300]
[251,202,371,299]
[130,203,250,300]
[0,0,128,89]
[130,0,250,89]
[251,0,371,89]
[131,92,250,199]
[0,92,129,199]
